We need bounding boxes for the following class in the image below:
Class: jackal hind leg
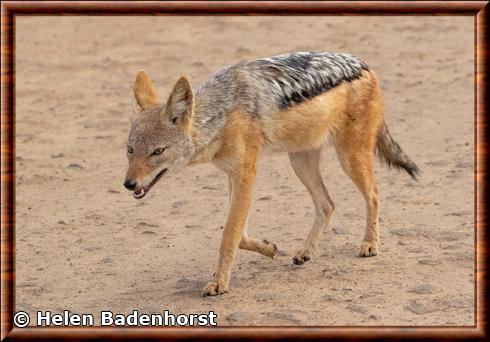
[289,147,335,265]
[334,144,380,257]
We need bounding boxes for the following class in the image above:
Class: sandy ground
[15,16,474,326]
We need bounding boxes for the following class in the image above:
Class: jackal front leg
[226,176,277,259]
[203,164,257,296]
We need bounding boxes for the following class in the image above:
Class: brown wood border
[1,1,488,341]
[0,1,486,15]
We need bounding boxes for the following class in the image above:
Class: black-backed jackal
[124,52,419,296]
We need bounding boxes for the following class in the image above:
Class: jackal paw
[202,281,228,297]
[261,239,278,259]
[292,249,312,265]
[359,241,378,257]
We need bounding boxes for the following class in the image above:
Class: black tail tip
[404,163,421,181]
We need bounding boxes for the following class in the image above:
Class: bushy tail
[376,121,420,180]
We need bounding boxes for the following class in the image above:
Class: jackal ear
[164,76,194,129]
[130,88,141,122]
[133,70,159,111]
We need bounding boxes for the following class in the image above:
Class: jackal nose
[124,179,137,190]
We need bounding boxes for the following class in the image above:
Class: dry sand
[15,16,474,326]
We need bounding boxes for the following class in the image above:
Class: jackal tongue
[133,187,147,199]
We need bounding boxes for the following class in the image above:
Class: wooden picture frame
[1,1,487,340]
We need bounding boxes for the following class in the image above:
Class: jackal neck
[187,82,234,164]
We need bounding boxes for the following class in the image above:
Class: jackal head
[124,70,195,199]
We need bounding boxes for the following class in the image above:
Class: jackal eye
[152,148,165,156]
[127,146,133,154]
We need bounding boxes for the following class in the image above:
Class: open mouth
[133,168,167,199]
